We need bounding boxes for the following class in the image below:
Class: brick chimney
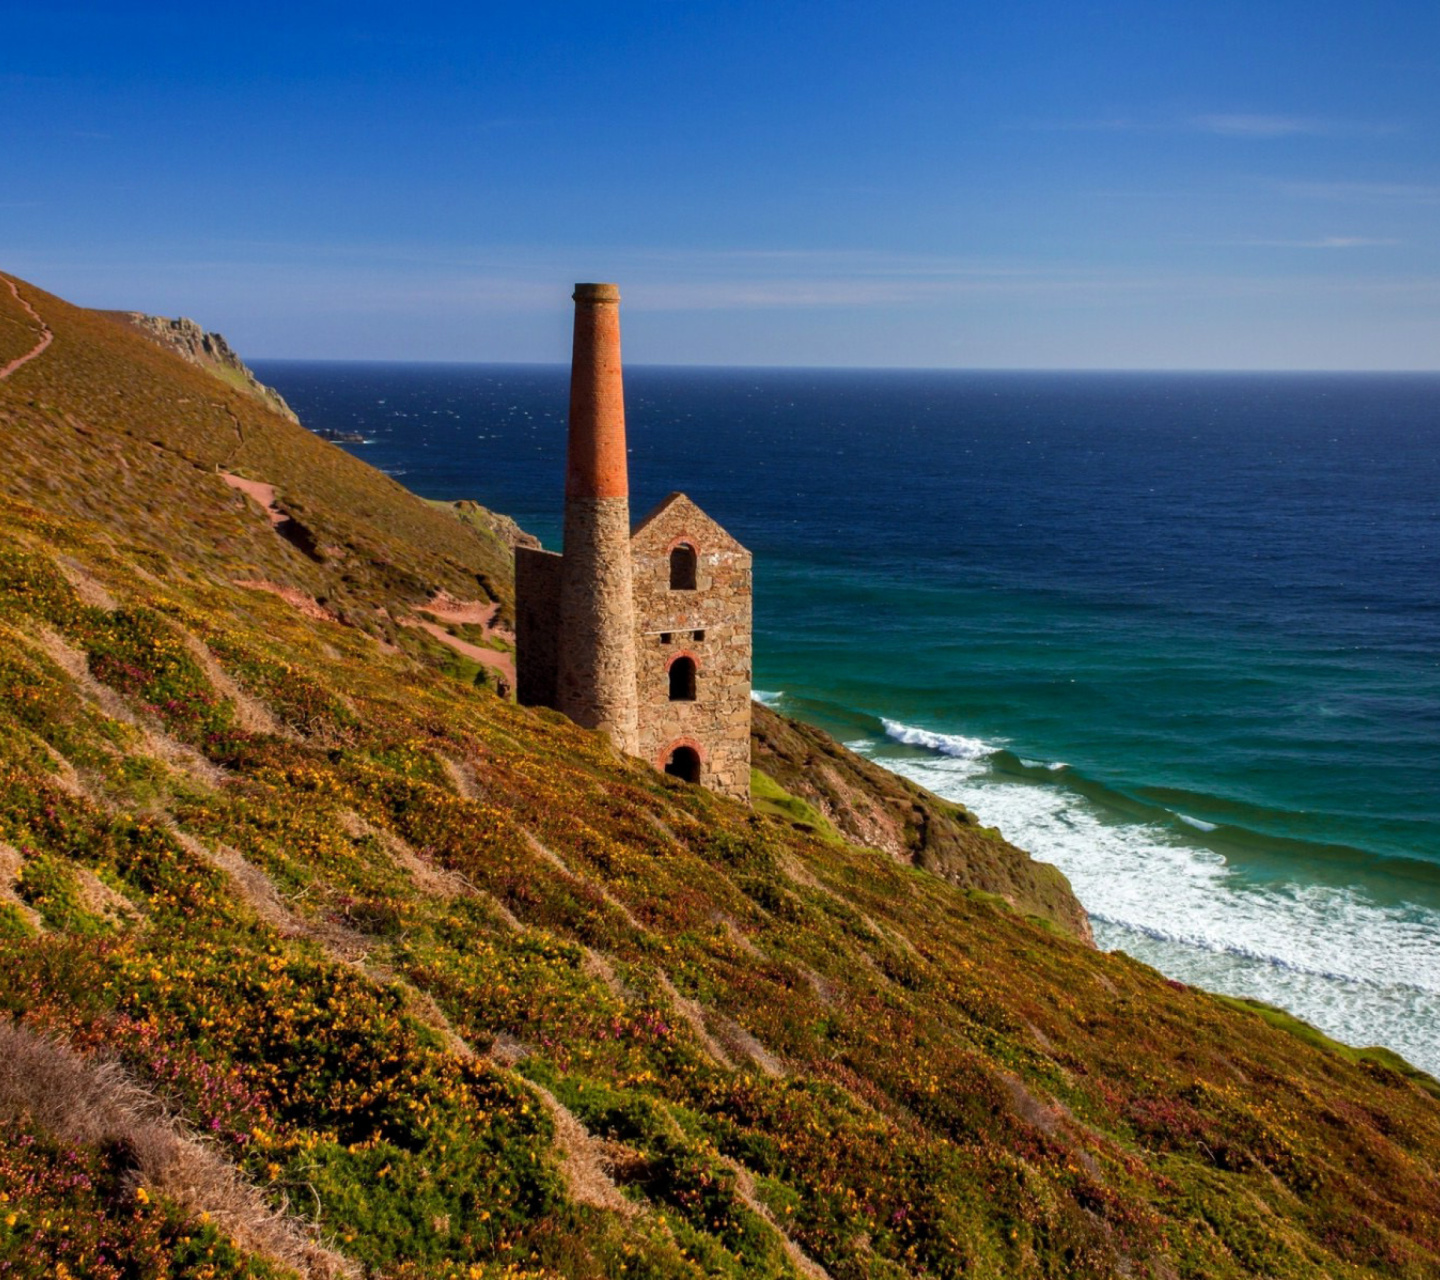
[555,283,640,753]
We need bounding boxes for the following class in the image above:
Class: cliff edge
[752,703,1094,941]
[113,310,300,422]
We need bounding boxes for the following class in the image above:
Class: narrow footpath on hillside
[0,278,54,380]
[401,592,516,688]
[222,476,518,684]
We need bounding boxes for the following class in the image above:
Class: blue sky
[3,1,1438,368]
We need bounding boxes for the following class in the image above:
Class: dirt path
[224,490,516,685]
[418,592,500,627]
[0,278,54,380]
[408,619,515,684]
[233,580,343,624]
[401,592,515,688]
[220,470,286,526]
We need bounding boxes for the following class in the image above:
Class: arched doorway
[664,745,702,783]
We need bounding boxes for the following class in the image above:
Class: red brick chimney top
[567,283,628,500]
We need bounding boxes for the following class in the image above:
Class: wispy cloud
[1022,112,1398,139]
[1235,236,1400,249]
[1277,180,1440,204]
[1193,114,1328,138]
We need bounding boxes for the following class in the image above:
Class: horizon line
[248,356,1440,376]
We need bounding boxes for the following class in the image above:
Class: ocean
[255,360,1440,1076]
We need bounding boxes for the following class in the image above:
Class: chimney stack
[555,283,639,753]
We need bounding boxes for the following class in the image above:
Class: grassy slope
[0,273,516,627]
[1,271,1439,1280]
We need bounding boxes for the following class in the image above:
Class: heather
[1,270,1438,1278]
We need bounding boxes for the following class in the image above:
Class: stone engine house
[515,284,752,802]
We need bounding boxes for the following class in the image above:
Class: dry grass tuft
[179,631,291,738]
[712,1014,787,1079]
[72,866,142,927]
[654,973,735,1070]
[55,555,119,611]
[526,1080,637,1217]
[0,841,44,931]
[0,1020,358,1279]
[721,1155,832,1279]
[169,828,300,936]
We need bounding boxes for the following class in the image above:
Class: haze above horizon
[4,1,1438,370]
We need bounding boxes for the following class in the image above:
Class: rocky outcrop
[751,702,1094,942]
[445,499,541,552]
[117,312,299,422]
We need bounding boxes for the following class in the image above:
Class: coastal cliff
[115,311,301,423]
[751,704,1094,942]
[1,268,1438,1280]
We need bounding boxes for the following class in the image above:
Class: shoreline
[756,690,1440,1080]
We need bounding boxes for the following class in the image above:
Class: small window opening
[670,544,697,591]
[668,656,697,702]
[692,629,706,642]
[664,745,702,784]
[659,632,672,644]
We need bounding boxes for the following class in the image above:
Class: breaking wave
[880,718,996,762]
[860,721,1440,1077]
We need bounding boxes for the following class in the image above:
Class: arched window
[668,655,697,702]
[669,543,697,591]
[664,745,702,783]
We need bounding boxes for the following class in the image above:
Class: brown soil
[219,471,285,526]
[233,580,342,624]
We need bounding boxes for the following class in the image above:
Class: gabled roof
[630,491,748,556]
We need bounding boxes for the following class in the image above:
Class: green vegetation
[750,767,843,842]
[1213,994,1440,1102]
[0,269,1438,1279]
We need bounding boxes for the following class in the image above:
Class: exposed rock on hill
[116,311,299,423]
[441,499,543,552]
[752,703,1093,942]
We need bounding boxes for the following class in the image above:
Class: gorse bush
[0,271,1438,1278]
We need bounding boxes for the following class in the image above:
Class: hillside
[110,311,301,424]
[1,269,1439,1280]
[0,276,518,629]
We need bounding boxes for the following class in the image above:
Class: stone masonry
[515,284,752,802]
[630,494,753,801]
[553,283,639,755]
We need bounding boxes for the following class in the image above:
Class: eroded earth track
[0,277,54,380]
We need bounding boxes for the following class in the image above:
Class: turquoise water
[258,362,1440,1073]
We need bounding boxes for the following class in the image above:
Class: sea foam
[1174,812,1219,832]
[867,736,1440,1077]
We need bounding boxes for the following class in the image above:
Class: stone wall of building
[630,493,752,802]
[556,495,640,755]
[515,546,563,709]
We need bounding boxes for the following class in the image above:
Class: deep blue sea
[255,361,1440,1075]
